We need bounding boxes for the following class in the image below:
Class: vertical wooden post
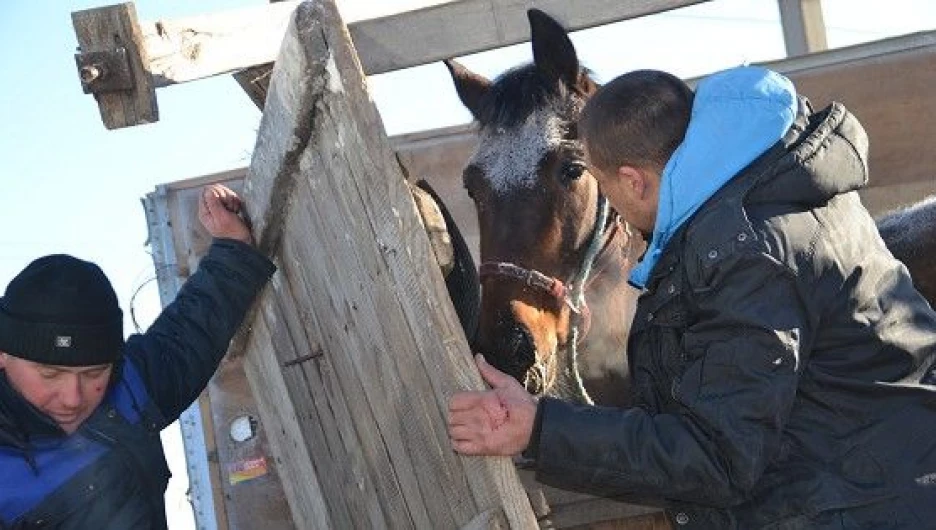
[72,2,158,129]
[778,0,828,56]
[238,0,537,527]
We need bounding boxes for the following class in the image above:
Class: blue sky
[1,0,934,528]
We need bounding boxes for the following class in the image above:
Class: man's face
[585,152,659,238]
[0,352,112,434]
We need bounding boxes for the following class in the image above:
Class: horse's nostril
[498,324,536,375]
[505,327,527,354]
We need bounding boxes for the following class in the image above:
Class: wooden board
[72,2,157,129]
[778,0,827,56]
[232,2,537,527]
[140,0,709,84]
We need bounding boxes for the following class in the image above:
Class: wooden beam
[778,0,828,56]
[145,1,296,87]
[232,64,274,110]
[763,30,935,74]
[75,0,708,126]
[236,1,538,526]
[141,0,708,86]
[347,0,710,75]
[72,3,157,129]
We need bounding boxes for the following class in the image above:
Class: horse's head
[445,10,638,403]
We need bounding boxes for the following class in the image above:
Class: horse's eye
[560,160,586,183]
[463,165,483,201]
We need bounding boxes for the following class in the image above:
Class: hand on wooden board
[198,184,253,244]
[448,355,538,456]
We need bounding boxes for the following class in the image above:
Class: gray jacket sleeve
[124,238,276,426]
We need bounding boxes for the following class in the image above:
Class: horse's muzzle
[482,318,537,382]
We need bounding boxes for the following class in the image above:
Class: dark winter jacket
[0,239,275,529]
[525,74,936,527]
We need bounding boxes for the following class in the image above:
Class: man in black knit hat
[0,184,276,529]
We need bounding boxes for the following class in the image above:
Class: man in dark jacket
[0,184,275,529]
[448,66,936,528]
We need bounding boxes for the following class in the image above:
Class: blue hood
[629,66,798,288]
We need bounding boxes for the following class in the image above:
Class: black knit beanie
[0,254,124,366]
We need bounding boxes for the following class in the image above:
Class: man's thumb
[475,354,513,388]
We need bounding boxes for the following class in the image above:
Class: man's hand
[198,184,252,244]
[448,354,537,456]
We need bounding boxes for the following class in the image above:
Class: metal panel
[142,187,220,530]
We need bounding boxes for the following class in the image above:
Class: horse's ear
[444,59,491,120]
[528,9,579,89]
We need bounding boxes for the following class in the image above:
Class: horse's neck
[580,221,642,340]
[584,220,642,297]
[564,221,642,407]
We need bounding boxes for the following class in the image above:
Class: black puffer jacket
[0,239,275,529]
[527,103,936,529]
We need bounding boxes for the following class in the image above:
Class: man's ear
[617,166,647,198]
[0,352,8,370]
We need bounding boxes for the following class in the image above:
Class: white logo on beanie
[55,336,72,348]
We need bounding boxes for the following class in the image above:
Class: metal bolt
[675,512,690,525]
[80,64,103,84]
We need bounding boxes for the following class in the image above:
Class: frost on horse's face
[444,10,639,407]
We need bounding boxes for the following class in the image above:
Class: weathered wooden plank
[232,64,274,109]
[516,468,664,529]
[347,0,710,75]
[279,179,418,527]
[240,1,538,527]
[140,0,708,87]
[460,508,509,530]
[145,2,296,87]
[243,315,334,528]
[72,2,157,129]
[777,0,827,56]
[567,512,672,530]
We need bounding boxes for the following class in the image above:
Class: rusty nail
[281,349,323,367]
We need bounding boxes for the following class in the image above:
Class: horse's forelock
[470,64,589,194]
[476,64,587,130]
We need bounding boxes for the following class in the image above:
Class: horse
[876,195,936,304]
[444,9,936,408]
[444,9,641,408]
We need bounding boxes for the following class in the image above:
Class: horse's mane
[475,63,592,131]
[876,194,936,259]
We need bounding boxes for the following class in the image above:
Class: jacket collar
[0,371,66,452]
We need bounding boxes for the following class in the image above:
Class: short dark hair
[580,70,693,174]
